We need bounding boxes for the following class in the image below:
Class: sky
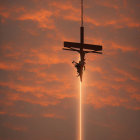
[0,0,140,140]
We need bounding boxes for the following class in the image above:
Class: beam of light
[79,81,82,140]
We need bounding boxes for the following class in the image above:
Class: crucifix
[63,0,103,82]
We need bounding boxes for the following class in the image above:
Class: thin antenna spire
[81,0,83,27]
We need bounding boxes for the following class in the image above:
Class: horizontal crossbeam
[64,41,102,51]
[63,48,102,54]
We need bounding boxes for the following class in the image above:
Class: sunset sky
[0,0,140,140]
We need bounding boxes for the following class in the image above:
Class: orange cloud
[86,93,128,109]
[0,62,22,71]
[119,15,140,28]
[114,67,140,82]
[86,90,140,110]
[3,123,27,131]
[0,111,6,115]
[96,0,119,10]
[83,65,140,110]
[0,6,25,23]
[11,113,32,118]
[86,14,140,28]
[18,9,55,29]
[0,111,32,118]
[0,77,76,108]
[50,2,79,13]
[130,94,140,102]
[0,5,55,29]
[42,113,65,119]
[25,55,72,68]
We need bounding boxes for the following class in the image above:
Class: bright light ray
[79,81,82,140]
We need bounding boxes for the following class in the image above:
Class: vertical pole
[80,0,84,47]
[80,0,84,54]
[80,27,84,44]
